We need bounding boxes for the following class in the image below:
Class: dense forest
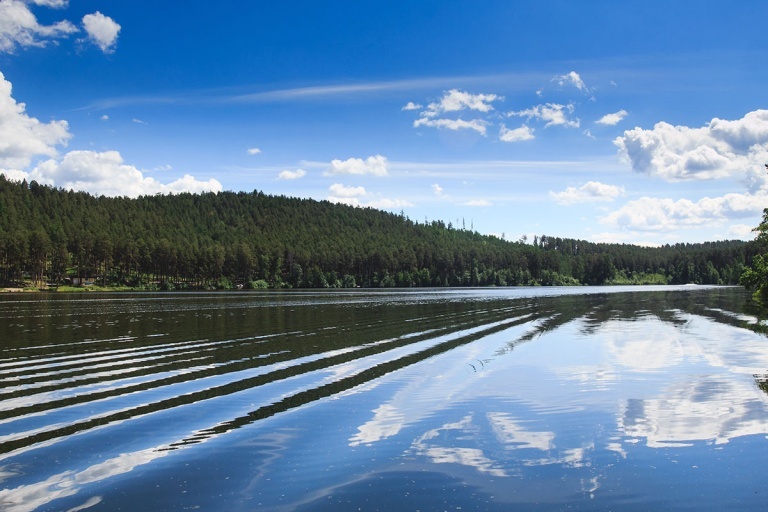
[0,175,759,290]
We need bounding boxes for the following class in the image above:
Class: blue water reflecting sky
[1,287,767,511]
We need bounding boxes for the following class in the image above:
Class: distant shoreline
[0,283,730,294]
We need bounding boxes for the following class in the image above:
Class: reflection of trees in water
[737,296,768,396]
[501,289,735,353]
[754,375,768,395]
[741,300,768,336]
[512,287,756,342]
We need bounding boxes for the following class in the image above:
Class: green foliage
[740,208,768,302]
[740,254,768,299]
[607,271,669,285]
[0,175,755,290]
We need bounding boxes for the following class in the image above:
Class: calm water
[1,286,768,511]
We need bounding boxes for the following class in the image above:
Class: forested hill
[0,176,757,289]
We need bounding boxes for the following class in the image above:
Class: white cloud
[596,110,628,126]
[326,183,412,209]
[552,71,589,93]
[277,169,306,180]
[509,103,579,128]
[463,199,492,207]
[0,55,216,199]
[247,147,262,155]
[614,110,768,184]
[0,168,29,181]
[325,154,389,176]
[0,0,77,53]
[329,183,366,197]
[499,124,534,142]
[413,117,488,135]
[550,181,625,205]
[100,114,109,121]
[30,0,69,7]
[81,11,120,53]
[422,89,501,117]
[4,150,222,198]
[366,198,413,209]
[328,196,361,206]
[131,118,146,125]
[600,191,768,232]
[431,183,444,196]
[0,71,71,169]
[408,89,501,137]
[327,183,367,205]
[402,101,422,111]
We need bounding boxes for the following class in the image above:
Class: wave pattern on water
[0,293,558,462]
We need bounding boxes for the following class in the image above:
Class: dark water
[1,286,768,511]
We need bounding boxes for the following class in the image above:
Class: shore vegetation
[0,176,757,291]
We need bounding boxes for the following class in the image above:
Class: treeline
[0,176,758,290]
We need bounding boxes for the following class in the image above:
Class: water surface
[1,286,767,511]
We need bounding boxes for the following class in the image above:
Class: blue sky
[2,0,768,246]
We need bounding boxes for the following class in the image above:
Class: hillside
[0,176,757,290]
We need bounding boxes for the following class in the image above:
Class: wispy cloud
[596,110,628,126]
[78,71,550,111]
[228,78,480,104]
[463,199,492,207]
[414,117,489,135]
[552,71,591,94]
[508,103,579,128]
[79,77,458,111]
[299,157,618,180]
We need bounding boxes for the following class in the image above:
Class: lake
[1,286,768,511]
